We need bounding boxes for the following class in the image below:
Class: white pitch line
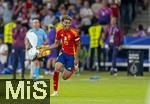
[145,81,150,104]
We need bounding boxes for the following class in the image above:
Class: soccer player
[45,15,80,96]
[26,18,47,80]
[46,24,58,75]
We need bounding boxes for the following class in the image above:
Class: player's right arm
[46,39,61,50]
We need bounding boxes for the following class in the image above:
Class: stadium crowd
[0,0,149,78]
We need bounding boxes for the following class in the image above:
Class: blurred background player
[46,23,58,75]
[27,18,47,80]
[45,15,80,96]
[12,19,27,79]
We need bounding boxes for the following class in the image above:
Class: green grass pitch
[0,71,150,104]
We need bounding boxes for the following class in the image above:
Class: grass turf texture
[0,71,150,104]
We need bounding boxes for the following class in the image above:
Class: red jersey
[56,27,80,56]
[110,4,119,18]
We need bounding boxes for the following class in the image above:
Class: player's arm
[74,40,81,65]
[45,39,61,50]
[25,37,32,50]
[44,29,61,50]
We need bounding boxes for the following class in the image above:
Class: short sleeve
[56,29,61,40]
[42,29,47,40]
[71,29,80,42]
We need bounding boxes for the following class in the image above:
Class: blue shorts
[56,51,74,71]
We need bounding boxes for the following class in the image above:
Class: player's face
[62,19,72,30]
[32,20,40,29]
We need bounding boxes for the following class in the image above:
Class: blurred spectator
[79,44,89,71]
[3,2,13,24]
[91,0,103,15]
[26,0,32,10]
[28,4,40,28]
[96,0,112,25]
[0,17,3,38]
[12,20,27,79]
[68,4,77,17]
[72,14,81,29]
[33,0,43,5]
[0,1,4,17]
[64,0,71,9]
[39,4,49,20]
[4,17,16,67]
[120,0,135,29]
[109,0,120,19]
[0,37,8,71]
[13,0,24,18]
[104,17,123,75]
[42,9,55,27]
[76,0,82,11]
[69,0,77,4]
[134,24,146,36]
[88,18,103,71]
[80,0,93,34]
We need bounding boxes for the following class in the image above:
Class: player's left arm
[74,30,81,65]
[74,40,81,65]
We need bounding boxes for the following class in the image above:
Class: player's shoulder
[28,29,33,32]
[56,27,63,33]
[70,28,78,36]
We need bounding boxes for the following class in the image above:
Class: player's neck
[64,27,71,31]
[34,27,39,30]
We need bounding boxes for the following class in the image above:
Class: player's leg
[30,61,35,79]
[34,60,42,80]
[51,62,63,96]
[62,54,75,80]
[12,48,19,79]
[62,68,75,80]
[46,58,52,75]
[46,58,55,75]
[51,52,65,96]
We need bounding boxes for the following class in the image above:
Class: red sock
[53,71,59,91]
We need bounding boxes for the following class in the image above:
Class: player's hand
[74,58,79,66]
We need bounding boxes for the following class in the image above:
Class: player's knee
[55,64,61,72]
[55,66,61,72]
[62,75,68,80]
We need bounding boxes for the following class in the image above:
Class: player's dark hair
[32,18,41,22]
[61,15,72,22]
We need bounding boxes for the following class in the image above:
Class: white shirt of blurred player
[0,44,8,64]
[26,31,38,48]
[26,31,39,60]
